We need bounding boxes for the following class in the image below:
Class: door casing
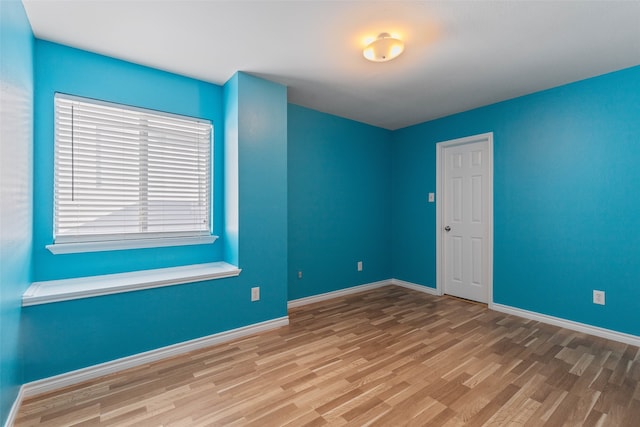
[436,132,494,303]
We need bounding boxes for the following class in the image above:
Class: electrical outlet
[251,287,260,302]
[428,193,435,203]
[593,290,605,305]
[298,271,303,279]
[357,261,363,272]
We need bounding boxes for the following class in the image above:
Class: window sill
[46,235,218,255]
[22,261,241,307]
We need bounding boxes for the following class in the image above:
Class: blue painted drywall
[392,65,640,335]
[233,72,288,312]
[390,126,438,289]
[0,0,33,423]
[23,63,288,379]
[288,104,392,300]
[223,74,240,267]
[32,40,224,281]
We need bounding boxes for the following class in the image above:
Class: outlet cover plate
[593,290,605,305]
[251,287,260,302]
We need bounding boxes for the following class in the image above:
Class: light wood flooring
[14,286,640,426]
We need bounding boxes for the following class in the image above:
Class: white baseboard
[287,279,640,348]
[287,279,439,310]
[4,385,25,427]
[490,303,640,347]
[389,282,640,347]
[21,316,289,398]
[390,278,439,295]
[288,280,392,309]
[11,286,638,425]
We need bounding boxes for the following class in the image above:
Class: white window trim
[46,234,218,254]
[51,93,214,252]
[22,261,240,306]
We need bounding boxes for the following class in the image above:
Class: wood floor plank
[14,286,640,426]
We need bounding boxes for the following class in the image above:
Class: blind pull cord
[71,104,75,202]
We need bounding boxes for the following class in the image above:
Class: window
[49,93,214,254]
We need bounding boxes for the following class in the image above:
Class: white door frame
[435,132,494,304]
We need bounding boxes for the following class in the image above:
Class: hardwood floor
[14,286,640,426]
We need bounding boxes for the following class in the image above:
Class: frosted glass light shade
[363,33,405,62]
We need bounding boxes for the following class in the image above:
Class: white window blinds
[53,93,212,244]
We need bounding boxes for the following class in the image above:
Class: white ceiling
[22,1,640,130]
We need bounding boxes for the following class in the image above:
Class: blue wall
[0,0,33,423]
[233,73,288,311]
[23,56,288,380]
[223,74,240,266]
[392,65,640,336]
[32,41,225,281]
[288,105,392,300]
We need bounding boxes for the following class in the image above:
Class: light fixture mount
[363,32,405,62]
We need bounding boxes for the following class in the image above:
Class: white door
[437,133,493,303]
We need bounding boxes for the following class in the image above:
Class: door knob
[444,226,451,232]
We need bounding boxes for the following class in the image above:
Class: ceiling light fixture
[363,33,405,62]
